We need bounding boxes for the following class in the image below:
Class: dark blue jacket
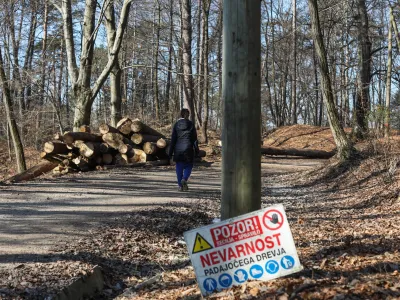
[168,118,199,162]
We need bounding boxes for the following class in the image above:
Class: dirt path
[0,158,323,265]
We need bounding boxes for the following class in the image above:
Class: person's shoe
[178,186,183,192]
[181,179,189,191]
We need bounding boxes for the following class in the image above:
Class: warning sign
[184,204,302,296]
[192,233,213,254]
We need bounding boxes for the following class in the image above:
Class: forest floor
[0,125,399,299]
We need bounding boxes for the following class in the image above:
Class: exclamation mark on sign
[192,233,213,254]
[198,236,203,249]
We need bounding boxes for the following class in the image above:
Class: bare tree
[57,0,133,131]
[0,47,26,172]
[308,0,353,161]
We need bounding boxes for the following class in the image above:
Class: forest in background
[0,0,399,171]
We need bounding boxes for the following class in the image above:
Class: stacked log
[38,117,206,177]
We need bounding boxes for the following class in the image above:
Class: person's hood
[177,118,193,131]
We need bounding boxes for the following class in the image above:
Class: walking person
[168,109,199,191]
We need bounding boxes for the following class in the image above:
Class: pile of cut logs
[40,118,178,175]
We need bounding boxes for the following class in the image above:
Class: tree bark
[181,0,196,123]
[153,1,161,121]
[59,0,133,131]
[104,0,123,127]
[354,0,372,137]
[4,161,56,183]
[308,0,353,161]
[63,132,103,144]
[0,47,26,172]
[200,0,211,144]
[385,8,393,138]
[291,0,297,124]
[222,0,261,220]
[261,146,335,159]
[131,119,165,137]
[165,0,174,117]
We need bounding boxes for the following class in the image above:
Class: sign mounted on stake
[184,204,303,296]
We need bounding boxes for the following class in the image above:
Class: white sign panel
[184,204,303,296]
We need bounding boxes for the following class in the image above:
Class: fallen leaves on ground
[1,145,400,299]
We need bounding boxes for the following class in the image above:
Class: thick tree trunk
[355,0,372,137]
[131,119,165,137]
[63,132,103,144]
[181,0,196,123]
[308,0,353,161]
[222,0,261,219]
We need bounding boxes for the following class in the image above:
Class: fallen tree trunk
[116,117,133,136]
[79,142,101,158]
[4,161,57,183]
[156,138,169,149]
[261,146,335,159]
[44,141,69,154]
[103,159,170,170]
[143,142,158,155]
[99,124,120,135]
[131,119,165,137]
[131,133,161,145]
[64,132,103,144]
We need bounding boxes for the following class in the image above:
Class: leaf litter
[1,139,400,299]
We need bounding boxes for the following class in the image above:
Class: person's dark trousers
[176,162,194,187]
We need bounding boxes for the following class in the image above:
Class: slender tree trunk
[385,8,393,138]
[165,0,174,117]
[291,0,297,124]
[0,47,26,172]
[104,0,122,127]
[153,1,161,121]
[200,0,211,143]
[195,0,203,128]
[355,0,372,137]
[24,9,37,110]
[36,0,49,147]
[181,0,196,123]
[391,8,400,53]
[308,0,353,161]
